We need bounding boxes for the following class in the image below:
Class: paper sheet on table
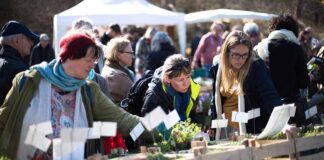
[60,128,72,142]
[61,128,89,142]
[231,111,248,123]
[72,128,89,142]
[35,121,53,135]
[100,122,117,137]
[164,110,180,129]
[130,123,145,141]
[305,106,317,119]
[25,125,51,152]
[32,131,51,152]
[25,125,36,145]
[24,121,52,152]
[288,105,296,117]
[88,122,102,139]
[194,131,210,141]
[257,104,296,139]
[53,138,85,160]
[211,119,228,128]
[141,106,167,131]
[248,108,260,119]
[53,139,62,160]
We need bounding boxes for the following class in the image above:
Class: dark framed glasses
[121,51,134,55]
[230,52,249,60]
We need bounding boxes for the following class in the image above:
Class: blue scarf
[32,59,94,91]
[165,84,191,121]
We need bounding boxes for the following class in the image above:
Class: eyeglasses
[121,51,134,55]
[230,52,249,60]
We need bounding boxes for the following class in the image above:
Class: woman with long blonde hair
[210,31,282,140]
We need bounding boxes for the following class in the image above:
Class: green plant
[297,125,324,137]
[0,156,10,160]
[153,119,201,152]
[153,141,173,153]
[147,153,168,160]
[270,132,287,140]
[170,119,201,149]
[244,133,253,139]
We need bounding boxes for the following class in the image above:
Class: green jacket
[0,69,141,159]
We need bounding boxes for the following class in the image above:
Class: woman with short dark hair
[142,54,200,121]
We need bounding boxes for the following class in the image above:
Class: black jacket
[210,59,283,133]
[141,68,173,115]
[0,45,29,105]
[146,43,175,72]
[141,68,201,122]
[29,43,55,66]
[268,39,309,103]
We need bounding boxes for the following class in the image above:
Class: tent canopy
[185,9,276,24]
[54,0,186,54]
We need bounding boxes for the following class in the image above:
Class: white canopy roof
[185,9,276,24]
[54,0,186,54]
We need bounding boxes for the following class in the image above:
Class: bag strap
[85,84,93,107]
[19,73,27,92]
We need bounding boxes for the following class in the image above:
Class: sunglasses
[166,60,190,72]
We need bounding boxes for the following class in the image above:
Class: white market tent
[185,9,276,24]
[53,0,186,54]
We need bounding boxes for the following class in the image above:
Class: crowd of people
[0,12,323,159]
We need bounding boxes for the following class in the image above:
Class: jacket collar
[0,45,26,63]
[105,60,133,80]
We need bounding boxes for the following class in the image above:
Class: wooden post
[285,126,298,160]
[191,141,208,157]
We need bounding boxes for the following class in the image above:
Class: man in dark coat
[29,33,55,66]
[0,20,38,106]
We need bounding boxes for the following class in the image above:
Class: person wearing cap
[29,33,55,66]
[0,32,147,159]
[0,20,39,106]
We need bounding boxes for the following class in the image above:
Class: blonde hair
[161,54,191,83]
[105,37,130,62]
[220,31,253,95]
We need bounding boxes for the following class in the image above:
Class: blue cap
[1,20,39,43]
